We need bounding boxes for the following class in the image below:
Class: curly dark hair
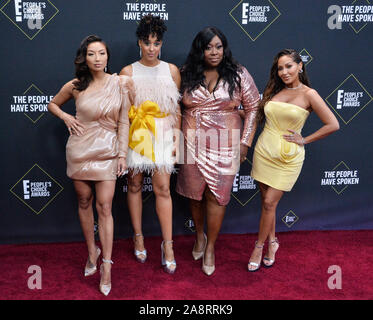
[136,14,167,42]
[257,49,311,124]
[72,35,111,92]
[180,26,242,99]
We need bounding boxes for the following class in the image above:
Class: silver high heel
[84,247,101,277]
[263,238,279,268]
[161,240,176,274]
[248,241,264,272]
[99,258,113,296]
[133,233,147,263]
[192,233,207,261]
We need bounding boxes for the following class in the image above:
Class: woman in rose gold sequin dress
[48,35,133,296]
[176,27,260,275]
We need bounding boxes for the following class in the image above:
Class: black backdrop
[1,0,372,244]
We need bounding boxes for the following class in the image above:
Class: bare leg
[152,171,175,268]
[248,183,283,271]
[204,187,226,267]
[73,180,99,264]
[127,171,145,253]
[257,183,283,243]
[190,198,206,252]
[95,180,116,284]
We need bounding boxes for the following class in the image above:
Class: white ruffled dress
[127,61,180,174]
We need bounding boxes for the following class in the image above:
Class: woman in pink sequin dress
[176,27,260,275]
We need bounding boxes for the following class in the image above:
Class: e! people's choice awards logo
[325,74,372,124]
[10,164,63,215]
[123,0,169,22]
[0,0,58,40]
[10,84,53,124]
[282,210,299,228]
[327,0,373,33]
[229,0,281,41]
[231,159,259,206]
[299,48,313,67]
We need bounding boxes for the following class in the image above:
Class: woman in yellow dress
[248,49,340,272]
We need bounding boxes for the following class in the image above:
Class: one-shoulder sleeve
[117,75,133,158]
[239,67,260,147]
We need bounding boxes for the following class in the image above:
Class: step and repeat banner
[0,0,372,244]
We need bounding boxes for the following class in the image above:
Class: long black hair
[257,49,311,123]
[180,26,241,99]
[72,35,111,91]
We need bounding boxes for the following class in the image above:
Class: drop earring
[104,66,107,73]
[139,48,142,58]
[158,48,161,59]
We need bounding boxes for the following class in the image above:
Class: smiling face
[139,34,162,63]
[277,55,303,86]
[204,35,224,68]
[85,41,108,73]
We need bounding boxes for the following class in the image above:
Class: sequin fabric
[176,67,259,205]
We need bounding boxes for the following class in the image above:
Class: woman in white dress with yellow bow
[120,14,180,274]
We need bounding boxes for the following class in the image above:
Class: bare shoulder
[119,65,133,77]
[168,63,179,73]
[61,79,77,94]
[304,86,318,96]
[304,87,322,102]
[168,63,181,78]
[65,79,77,88]
[168,63,181,88]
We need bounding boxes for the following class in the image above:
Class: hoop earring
[158,48,161,59]
[139,48,142,58]
[299,69,303,73]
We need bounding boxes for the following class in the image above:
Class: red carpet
[0,230,372,300]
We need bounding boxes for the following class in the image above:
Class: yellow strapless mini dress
[251,101,310,191]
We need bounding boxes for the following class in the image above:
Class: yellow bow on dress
[128,100,168,162]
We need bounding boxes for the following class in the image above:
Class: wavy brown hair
[257,49,311,124]
[72,35,111,91]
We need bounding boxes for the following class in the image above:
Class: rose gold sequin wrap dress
[66,74,130,180]
[176,67,259,206]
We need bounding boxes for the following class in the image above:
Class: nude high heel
[192,233,207,261]
[202,253,215,276]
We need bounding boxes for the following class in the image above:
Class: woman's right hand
[61,112,85,136]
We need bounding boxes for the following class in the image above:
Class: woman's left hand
[283,129,304,146]
[117,157,127,177]
[240,143,249,163]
